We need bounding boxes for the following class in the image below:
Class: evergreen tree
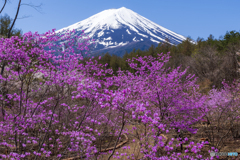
[122,51,130,71]
[218,30,240,53]
[156,38,171,55]
[178,37,194,56]
[148,44,155,56]
[223,31,240,45]
[100,52,111,69]
[110,55,120,75]
[0,13,22,38]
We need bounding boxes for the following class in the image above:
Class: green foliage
[0,13,22,38]
[222,31,240,46]
[99,52,111,69]
[217,30,240,54]
[177,37,195,56]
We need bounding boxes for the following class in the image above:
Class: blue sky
[1,0,240,41]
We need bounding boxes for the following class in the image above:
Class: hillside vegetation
[85,31,240,95]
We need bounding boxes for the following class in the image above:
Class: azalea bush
[0,29,239,160]
[199,80,240,152]
[106,53,210,159]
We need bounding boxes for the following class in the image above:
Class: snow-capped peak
[55,7,188,57]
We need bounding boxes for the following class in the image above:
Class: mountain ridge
[54,7,188,57]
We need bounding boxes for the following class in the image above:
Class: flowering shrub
[0,29,239,159]
[199,80,240,151]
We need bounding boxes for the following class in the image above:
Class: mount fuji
[54,7,187,57]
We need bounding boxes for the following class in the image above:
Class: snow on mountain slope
[54,7,187,57]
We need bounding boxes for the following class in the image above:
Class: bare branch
[107,112,125,160]
[8,0,21,38]
[20,2,45,14]
[0,0,7,14]
[16,14,32,19]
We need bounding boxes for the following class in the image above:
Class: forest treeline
[81,31,240,94]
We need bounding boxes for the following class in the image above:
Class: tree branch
[0,0,7,14]
[107,112,125,160]
[20,3,45,14]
